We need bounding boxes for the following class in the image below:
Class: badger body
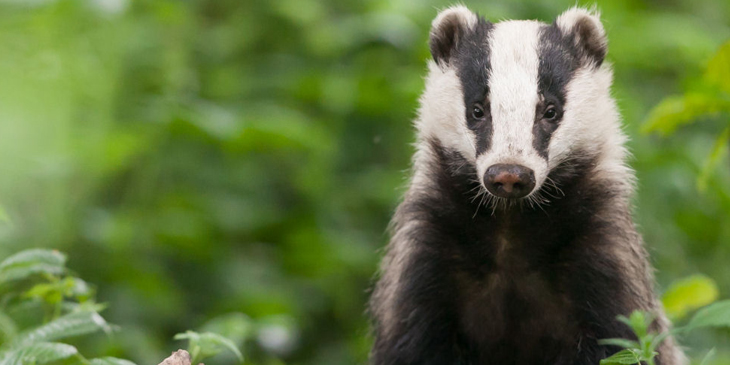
[369,7,686,365]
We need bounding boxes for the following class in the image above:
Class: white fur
[431,5,479,33]
[556,7,606,44]
[476,20,547,191]
[416,6,480,165]
[416,7,631,200]
[416,63,476,164]
[551,66,633,191]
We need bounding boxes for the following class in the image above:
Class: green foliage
[0,342,78,365]
[686,301,730,330]
[9,311,112,349]
[699,348,717,365]
[0,0,728,364]
[601,300,730,365]
[0,248,256,365]
[88,358,137,365]
[662,275,719,320]
[600,311,661,365]
[0,250,66,286]
[643,41,730,135]
[706,42,730,95]
[643,41,730,192]
[0,249,122,365]
[175,331,243,364]
[698,126,730,192]
[601,349,645,365]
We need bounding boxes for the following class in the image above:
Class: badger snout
[483,164,536,199]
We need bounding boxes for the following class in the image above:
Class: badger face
[418,6,621,205]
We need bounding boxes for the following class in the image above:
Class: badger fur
[369,6,686,365]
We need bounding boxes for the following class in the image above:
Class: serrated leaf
[662,274,720,319]
[0,264,66,287]
[89,357,137,365]
[11,311,110,348]
[600,349,643,364]
[0,250,66,271]
[0,250,67,286]
[705,40,730,94]
[687,300,730,330]
[697,127,730,192]
[617,311,653,338]
[175,330,243,362]
[598,338,640,349]
[0,342,78,365]
[642,93,730,135]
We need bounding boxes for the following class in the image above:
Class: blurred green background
[0,0,728,364]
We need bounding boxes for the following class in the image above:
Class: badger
[369,6,687,365]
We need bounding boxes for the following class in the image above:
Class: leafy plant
[600,298,730,365]
[661,274,719,320]
[174,331,243,365]
[0,248,274,365]
[0,249,131,365]
[174,312,293,365]
[643,40,730,191]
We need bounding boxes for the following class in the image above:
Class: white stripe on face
[478,20,548,192]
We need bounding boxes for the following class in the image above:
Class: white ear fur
[429,6,478,66]
[555,7,607,66]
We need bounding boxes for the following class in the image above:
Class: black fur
[533,24,581,159]
[453,18,494,156]
[369,141,672,365]
[429,11,471,66]
[571,16,608,67]
[370,10,679,365]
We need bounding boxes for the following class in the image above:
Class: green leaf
[0,309,18,343]
[200,313,255,345]
[687,300,730,330]
[10,311,110,348]
[89,357,137,365]
[697,126,730,192]
[0,342,78,365]
[70,277,93,301]
[705,40,730,94]
[600,349,643,364]
[699,348,716,365]
[0,250,66,271]
[174,330,243,363]
[617,311,654,338]
[647,328,680,354]
[642,93,730,135]
[598,338,640,349]
[662,274,720,319]
[22,277,77,306]
[0,250,67,286]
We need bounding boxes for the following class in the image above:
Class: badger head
[416,6,627,207]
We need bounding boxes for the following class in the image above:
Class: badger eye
[472,105,485,119]
[543,107,558,121]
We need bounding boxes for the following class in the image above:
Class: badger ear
[555,7,607,67]
[429,6,478,66]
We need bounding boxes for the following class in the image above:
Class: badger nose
[484,164,536,199]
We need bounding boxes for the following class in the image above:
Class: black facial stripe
[534,23,582,159]
[453,17,494,156]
